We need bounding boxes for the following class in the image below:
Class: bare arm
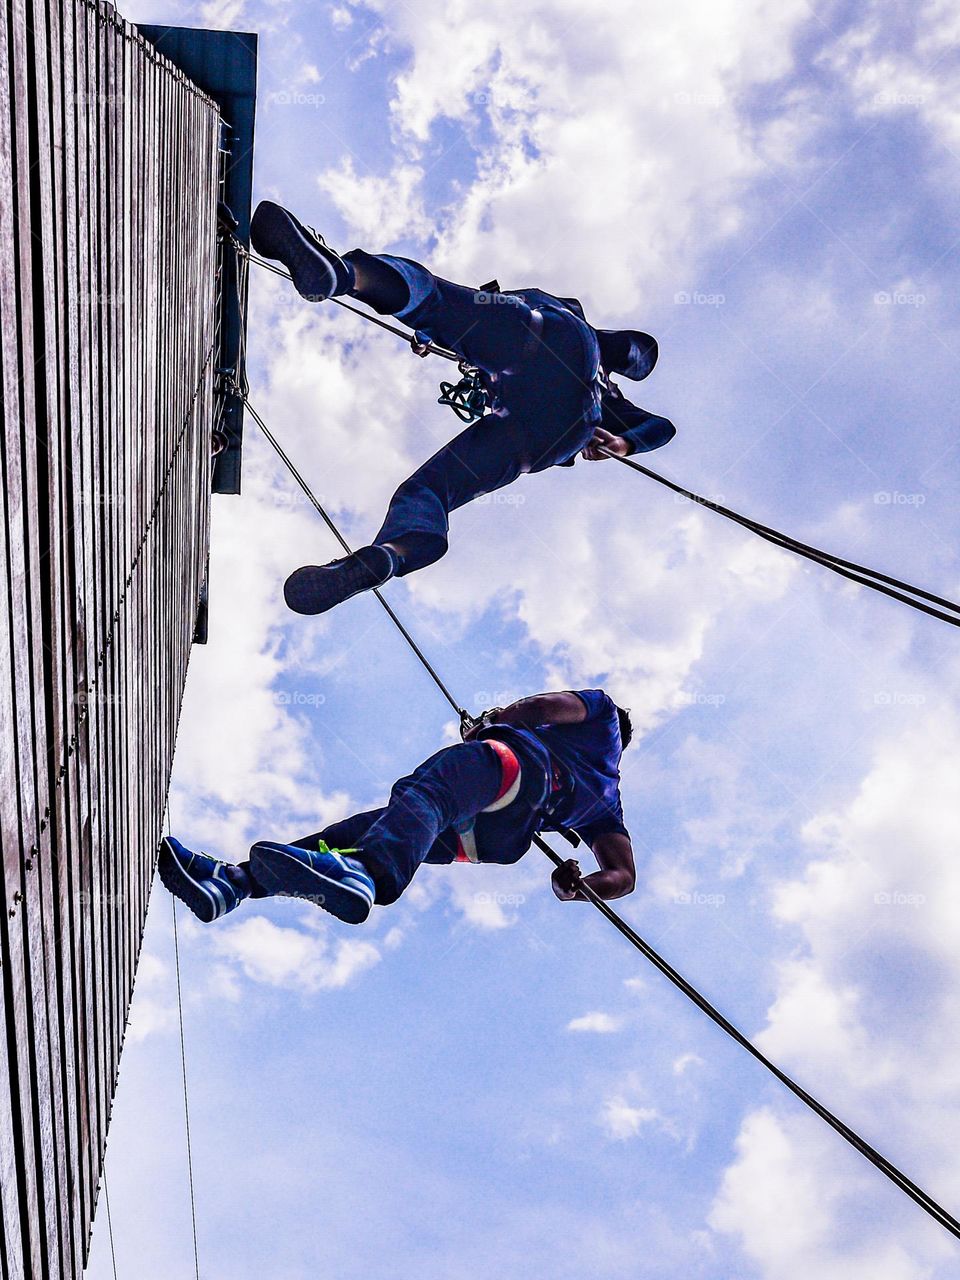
[552,832,636,902]
[465,691,588,739]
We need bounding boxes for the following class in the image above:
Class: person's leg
[345,742,504,904]
[244,744,503,917]
[233,808,385,893]
[372,415,534,574]
[345,250,542,374]
[250,204,542,371]
[158,837,253,923]
[285,408,538,613]
[344,252,411,314]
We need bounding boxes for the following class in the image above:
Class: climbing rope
[532,833,960,1238]
[243,398,469,725]
[103,1168,119,1280]
[244,245,488,422]
[243,246,459,361]
[599,448,960,628]
[171,894,201,1280]
[229,233,960,1240]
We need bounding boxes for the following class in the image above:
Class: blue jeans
[348,253,602,574]
[291,735,552,904]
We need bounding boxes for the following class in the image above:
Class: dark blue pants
[291,734,552,905]
[293,741,502,905]
[348,253,601,574]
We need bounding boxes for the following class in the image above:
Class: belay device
[432,278,502,424]
[437,362,490,423]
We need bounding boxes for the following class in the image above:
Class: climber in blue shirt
[158,690,636,925]
[249,200,676,616]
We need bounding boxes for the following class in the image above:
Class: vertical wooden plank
[55,0,88,1265]
[1,0,62,1272]
[0,7,32,1273]
[23,0,84,1275]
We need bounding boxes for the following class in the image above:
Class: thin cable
[171,897,201,1280]
[533,833,960,1239]
[243,245,459,361]
[103,1169,119,1280]
[600,448,960,628]
[243,398,466,720]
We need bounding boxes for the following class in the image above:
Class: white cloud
[317,159,431,245]
[672,1052,704,1076]
[820,0,960,159]
[210,913,381,991]
[567,1011,624,1034]
[126,952,175,1043]
[602,1097,660,1142]
[709,1109,928,1280]
[710,699,960,1275]
[596,1068,664,1141]
[199,0,247,24]
[407,482,794,741]
[327,0,813,311]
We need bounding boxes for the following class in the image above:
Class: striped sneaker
[158,836,249,924]
[250,200,355,302]
[249,839,375,925]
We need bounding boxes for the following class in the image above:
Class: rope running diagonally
[228,233,960,1240]
[598,448,960,628]
[532,833,960,1238]
[171,891,201,1280]
[103,1168,119,1280]
[243,246,460,361]
[229,234,468,722]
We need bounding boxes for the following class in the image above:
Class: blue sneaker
[284,544,397,616]
[157,836,249,924]
[250,200,355,302]
[249,839,375,924]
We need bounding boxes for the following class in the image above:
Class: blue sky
[88,2,960,1277]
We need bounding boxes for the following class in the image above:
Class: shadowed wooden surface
[0,2,220,1275]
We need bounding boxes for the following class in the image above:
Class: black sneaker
[284,545,397,616]
[250,200,355,302]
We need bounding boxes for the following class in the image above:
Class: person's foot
[158,837,250,923]
[284,544,397,616]
[250,200,355,302]
[249,839,375,924]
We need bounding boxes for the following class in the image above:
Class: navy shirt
[505,289,675,461]
[513,689,629,846]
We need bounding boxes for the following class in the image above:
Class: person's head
[616,705,633,749]
[596,329,659,381]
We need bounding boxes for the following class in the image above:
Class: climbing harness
[437,363,490,423]
[224,233,960,1240]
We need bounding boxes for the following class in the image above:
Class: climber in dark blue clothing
[157,690,636,925]
[249,201,676,616]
